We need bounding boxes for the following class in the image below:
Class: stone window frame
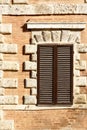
[24,22,87,109]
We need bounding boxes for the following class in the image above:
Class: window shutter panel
[37,45,54,104]
[57,45,73,104]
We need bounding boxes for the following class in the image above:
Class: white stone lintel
[27,22,86,30]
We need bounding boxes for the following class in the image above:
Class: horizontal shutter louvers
[37,46,54,104]
[37,44,73,105]
[57,45,73,104]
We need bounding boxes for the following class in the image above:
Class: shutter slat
[57,45,73,104]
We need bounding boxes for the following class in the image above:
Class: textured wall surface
[1,0,87,129]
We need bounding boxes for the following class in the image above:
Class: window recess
[37,44,73,105]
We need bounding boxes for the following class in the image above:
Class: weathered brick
[24,95,37,105]
[0,95,18,105]
[0,78,18,88]
[0,15,2,23]
[0,120,14,130]
[0,110,3,120]
[0,71,3,78]
[25,44,37,54]
[0,24,12,34]
[75,60,86,70]
[0,54,3,61]
[24,61,37,70]
[74,94,86,104]
[76,77,87,86]
[0,0,11,4]
[0,34,5,43]
[0,44,18,54]
[25,78,37,88]
[0,61,19,71]
[0,88,5,96]
[13,0,28,4]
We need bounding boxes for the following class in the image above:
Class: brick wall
[4,109,87,130]
[0,0,87,130]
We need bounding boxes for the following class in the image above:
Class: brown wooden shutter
[37,44,73,105]
[57,45,73,104]
[37,45,54,104]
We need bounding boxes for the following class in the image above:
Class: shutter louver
[37,46,54,104]
[57,45,73,104]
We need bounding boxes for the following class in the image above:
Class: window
[37,44,73,105]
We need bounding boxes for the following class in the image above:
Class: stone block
[76,77,87,86]
[51,31,61,42]
[68,31,81,43]
[74,87,80,94]
[0,4,87,15]
[31,71,37,78]
[25,78,37,88]
[42,31,52,42]
[78,44,87,53]
[32,88,37,95]
[24,61,37,70]
[0,44,18,54]
[32,31,43,43]
[27,22,86,30]
[0,110,3,120]
[0,24,12,34]
[74,70,80,77]
[0,95,18,104]
[75,53,80,61]
[1,78,18,88]
[74,94,86,104]
[0,88,5,96]
[0,61,19,71]
[25,44,37,54]
[31,54,37,61]
[0,71,3,78]
[61,30,70,42]
[54,4,77,14]
[0,0,11,4]
[13,0,28,4]
[24,95,37,105]
[0,120,14,130]
[75,60,86,70]
[0,34,5,43]
[0,54,3,61]
[0,15,2,23]
[34,4,53,15]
